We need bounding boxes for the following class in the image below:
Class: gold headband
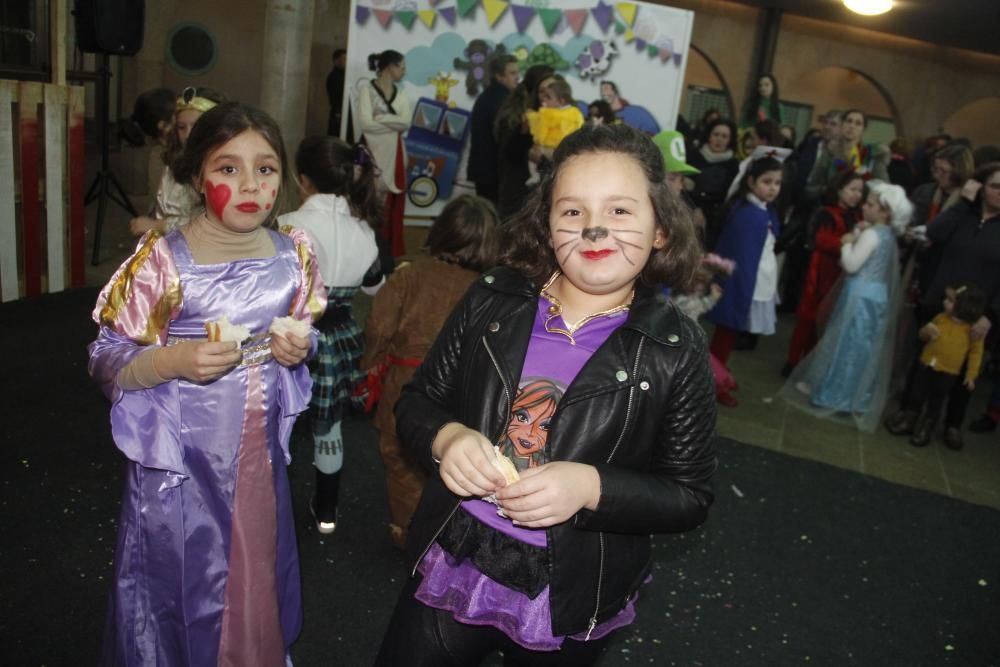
[176,87,217,114]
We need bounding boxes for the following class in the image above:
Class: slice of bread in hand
[204,316,251,344]
[491,445,520,483]
[268,316,311,338]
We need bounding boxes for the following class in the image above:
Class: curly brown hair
[498,123,702,291]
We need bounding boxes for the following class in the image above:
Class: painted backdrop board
[346,0,693,225]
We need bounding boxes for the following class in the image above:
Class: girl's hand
[495,462,601,528]
[710,284,723,299]
[271,332,310,367]
[961,179,983,202]
[919,322,940,341]
[432,423,507,497]
[528,144,544,163]
[971,316,992,341]
[157,341,241,383]
[840,232,855,246]
[965,378,976,391]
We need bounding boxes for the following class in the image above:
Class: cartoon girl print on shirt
[502,378,564,470]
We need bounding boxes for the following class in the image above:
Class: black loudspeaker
[73,0,145,56]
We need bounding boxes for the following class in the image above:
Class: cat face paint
[549,152,666,298]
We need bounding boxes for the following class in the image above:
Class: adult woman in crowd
[907,163,1000,449]
[805,109,889,202]
[494,64,555,220]
[740,73,782,128]
[357,50,411,256]
[908,143,975,295]
[690,117,740,247]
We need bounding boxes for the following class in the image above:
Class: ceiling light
[843,0,893,16]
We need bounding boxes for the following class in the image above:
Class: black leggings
[373,576,615,667]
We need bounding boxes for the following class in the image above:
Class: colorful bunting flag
[591,1,614,33]
[395,10,416,29]
[564,9,588,35]
[616,2,637,27]
[623,29,634,42]
[483,0,508,27]
[659,47,672,63]
[457,0,478,17]
[355,5,370,25]
[635,38,645,50]
[374,9,393,28]
[539,8,562,35]
[614,20,626,35]
[439,6,457,25]
[647,44,659,57]
[418,9,436,28]
[512,4,535,32]
[673,52,682,65]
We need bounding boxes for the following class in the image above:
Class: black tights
[374,576,614,667]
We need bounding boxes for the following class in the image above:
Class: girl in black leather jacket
[375,123,718,666]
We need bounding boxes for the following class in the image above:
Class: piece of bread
[268,316,311,338]
[204,316,251,344]
[491,446,520,483]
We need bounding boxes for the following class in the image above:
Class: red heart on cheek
[205,180,232,221]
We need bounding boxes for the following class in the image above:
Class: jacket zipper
[411,335,514,577]
[587,337,645,639]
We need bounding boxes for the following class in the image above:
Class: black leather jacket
[395,267,718,637]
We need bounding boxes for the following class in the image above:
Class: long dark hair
[721,156,783,222]
[700,117,737,152]
[742,73,781,126]
[425,195,498,271]
[173,102,289,227]
[499,123,701,291]
[295,135,382,228]
[494,64,555,143]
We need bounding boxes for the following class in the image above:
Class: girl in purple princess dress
[89,102,326,666]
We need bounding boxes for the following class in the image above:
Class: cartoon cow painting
[575,39,618,79]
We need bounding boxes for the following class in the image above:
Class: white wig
[867,180,913,235]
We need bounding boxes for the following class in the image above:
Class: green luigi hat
[653,130,700,175]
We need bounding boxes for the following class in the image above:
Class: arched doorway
[680,45,735,132]
[942,98,1000,148]
[782,66,899,145]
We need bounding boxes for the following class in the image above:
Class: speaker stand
[87,53,138,266]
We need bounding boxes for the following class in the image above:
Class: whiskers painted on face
[554,227,646,265]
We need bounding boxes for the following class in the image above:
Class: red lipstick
[581,249,615,260]
[235,202,261,213]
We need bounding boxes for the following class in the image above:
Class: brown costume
[361,257,479,547]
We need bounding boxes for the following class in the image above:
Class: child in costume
[524,77,584,185]
[130,87,226,236]
[781,181,911,432]
[886,284,985,447]
[277,136,382,535]
[706,146,791,406]
[89,102,326,666]
[374,123,716,666]
[784,169,865,374]
[671,254,738,406]
[361,194,499,548]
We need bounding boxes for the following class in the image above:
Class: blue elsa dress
[781,224,901,432]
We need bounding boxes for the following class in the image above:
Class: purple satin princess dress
[89,226,326,666]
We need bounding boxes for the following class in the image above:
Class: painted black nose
[582,226,609,242]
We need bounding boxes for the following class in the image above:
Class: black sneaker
[968,415,998,433]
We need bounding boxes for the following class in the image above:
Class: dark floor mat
[2,288,998,666]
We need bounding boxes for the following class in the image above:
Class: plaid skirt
[310,287,364,422]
